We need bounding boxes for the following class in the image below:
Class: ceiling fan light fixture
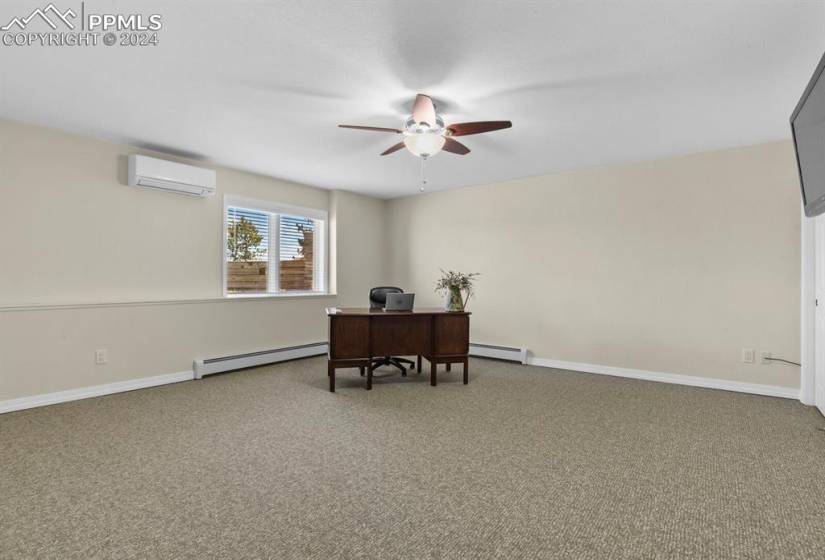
[403,131,445,158]
[338,93,511,164]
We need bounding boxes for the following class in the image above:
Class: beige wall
[0,120,385,401]
[0,118,803,403]
[0,119,336,305]
[386,142,801,389]
[329,189,391,306]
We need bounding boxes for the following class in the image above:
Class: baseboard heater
[193,342,328,379]
[469,343,528,364]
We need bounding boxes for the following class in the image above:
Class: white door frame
[812,214,825,413]
[800,205,825,409]
[801,209,815,405]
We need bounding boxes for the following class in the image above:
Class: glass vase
[446,286,464,312]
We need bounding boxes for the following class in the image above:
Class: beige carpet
[2,357,825,559]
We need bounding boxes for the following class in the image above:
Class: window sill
[223,292,335,300]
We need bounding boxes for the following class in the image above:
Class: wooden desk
[326,307,471,392]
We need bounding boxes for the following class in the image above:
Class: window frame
[222,195,328,298]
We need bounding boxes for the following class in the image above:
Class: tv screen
[792,51,825,217]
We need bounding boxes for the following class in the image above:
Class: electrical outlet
[741,348,755,363]
[761,352,772,365]
[95,349,108,365]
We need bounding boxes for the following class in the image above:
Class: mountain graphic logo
[1,3,77,31]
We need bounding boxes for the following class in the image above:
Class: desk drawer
[433,314,469,355]
[371,316,431,356]
[329,316,370,359]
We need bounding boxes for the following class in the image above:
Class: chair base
[370,356,416,376]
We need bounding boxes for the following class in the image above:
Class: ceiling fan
[338,94,512,158]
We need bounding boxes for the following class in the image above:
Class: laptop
[385,293,415,311]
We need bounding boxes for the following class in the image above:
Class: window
[224,197,326,296]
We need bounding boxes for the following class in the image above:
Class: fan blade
[339,125,402,133]
[447,121,512,136]
[442,137,470,155]
[412,94,436,126]
[381,142,405,156]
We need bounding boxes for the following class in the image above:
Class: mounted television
[792,51,825,217]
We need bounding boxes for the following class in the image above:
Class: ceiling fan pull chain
[420,156,427,192]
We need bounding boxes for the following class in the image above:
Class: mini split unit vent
[127,155,216,197]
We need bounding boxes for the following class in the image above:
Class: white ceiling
[1,0,824,198]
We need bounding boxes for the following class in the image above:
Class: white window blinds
[224,198,326,295]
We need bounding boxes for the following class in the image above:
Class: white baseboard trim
[2,356,799,414]
[527,357,800,400]
[0,370,194,414]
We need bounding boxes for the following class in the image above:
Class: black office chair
[369,287,418,376]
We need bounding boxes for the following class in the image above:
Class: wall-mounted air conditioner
[127,155,216,197]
